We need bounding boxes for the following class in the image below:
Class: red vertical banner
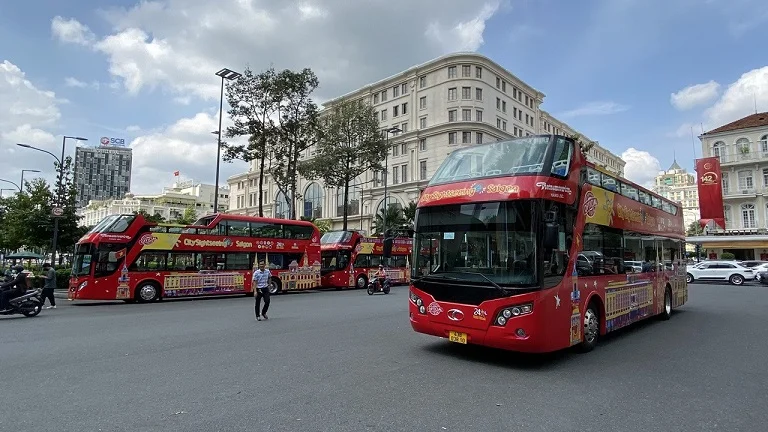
[695,157,725,229]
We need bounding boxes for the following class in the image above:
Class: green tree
[4,178,55,250]
[55,156,85,255]
[300,216,332,234]
[372,205,406,236]
[174,206,198,225]
[270,68,321,220]
[686,221,703,236]
[568,132,595,155]
[300,99,386,230]
[223,67,280,217]
[403,201,417,230]
[134,209,165,224]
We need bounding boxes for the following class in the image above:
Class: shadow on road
[421,340,571,370]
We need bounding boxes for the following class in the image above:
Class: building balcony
[723,187,758,197]
[717,149,768,166]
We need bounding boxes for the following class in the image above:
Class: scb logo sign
[100,136,125,146]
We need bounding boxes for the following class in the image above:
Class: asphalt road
[2,282,767,432]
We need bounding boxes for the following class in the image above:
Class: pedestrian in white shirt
[252,261,272,321]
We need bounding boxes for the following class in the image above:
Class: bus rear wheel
[136,282,161,303]
[660,286,672,321]
[268,278,282,295]
[356,275,367,289]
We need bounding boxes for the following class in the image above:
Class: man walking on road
[41,263,57,309]
[252,261,271,321]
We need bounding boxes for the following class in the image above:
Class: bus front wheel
[268,278,282,295]
[578,302,600,353]
[660,286,672,321]
[136,282,161,303]
[356,275,367,289]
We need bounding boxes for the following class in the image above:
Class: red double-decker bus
[320,230,412,289]
[409,135,687,354]
[69,213,321,302]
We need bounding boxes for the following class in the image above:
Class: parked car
[685,260,754,285]
[751,263,768,281]
[738,260,768,269]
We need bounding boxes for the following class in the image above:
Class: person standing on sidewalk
[41,263,57,309]
[252,261,271,321]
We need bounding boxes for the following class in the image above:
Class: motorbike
[367,277,391,295]
[0,288,44,317]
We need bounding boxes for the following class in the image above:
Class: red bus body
[69,213,322,302]
[320,230,413,289]
[409,135,687,354]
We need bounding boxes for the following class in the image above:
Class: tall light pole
[18,135,87,265]
[20,169,41,193]
[382,126,402,245]
[214,68,242,214]
[0,188,15,198]
[0,179,21,193]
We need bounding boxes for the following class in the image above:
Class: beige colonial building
[227,52,625,233]
[688,112,768,260]
[652,160,700,229]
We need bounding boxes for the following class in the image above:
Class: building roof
[702,112,768,135]
[668,159,682,171]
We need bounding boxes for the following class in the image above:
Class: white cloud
[51,16,95,46]
[0,60,66,190]
[668,122,705,139]
[51,1,503,102]
[621,148,662,189]
[670,80,720,111]
[560,101,630,118]
[64,77,100,89]
[704,65,768,129]
[127,111,248,194]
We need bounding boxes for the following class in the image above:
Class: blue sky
[1,0,766,194]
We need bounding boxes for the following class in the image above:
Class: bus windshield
[428,136,572,185]
[412,200,539,287]
[72,243,94,276]
[321,231,353,244]
[88,215,118,234]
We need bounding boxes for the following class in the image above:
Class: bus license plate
[448,331,467,344]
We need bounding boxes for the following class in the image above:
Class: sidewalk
[53,289,69,299]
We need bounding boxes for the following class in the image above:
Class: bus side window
[354,254,369,268]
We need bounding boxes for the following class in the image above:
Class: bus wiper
[449,271,509,295]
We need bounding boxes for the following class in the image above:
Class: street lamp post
[17,135,87,265]
[381,126,402,260]
[20,169,41,193]
[0,179,21,193]
[213,68,242,214]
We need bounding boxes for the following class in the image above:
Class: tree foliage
[174,206,198,225]
[134,209,165,224]
[686,221,703,236]
[269,68,321,220]
[372,205,407,237]
[300,99,386,230]
[223,67,280,217]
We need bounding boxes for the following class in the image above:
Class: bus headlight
[409,290,426,314]
[77,281,88,291]
[494,303,533,326]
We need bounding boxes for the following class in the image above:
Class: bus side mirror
[544,223,558,250]
[383,238,393,259]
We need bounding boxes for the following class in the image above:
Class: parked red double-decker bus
[320,230,413,289]
[409,135,687,354]
[69,213,322,302]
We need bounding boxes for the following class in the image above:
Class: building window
[448,66,457,78]
[373,93,379,104]
[760,134,768,152]
[502,100,507,112]
[420,117,427,129]
[712,141,725,159]
[496,76,500,88]
[741,203,757,228]
[449,110,457,122]
[392,166,399,184]
[449,132,457,145]
[381,90,387,102]
[381,110,387,121]
[475,88,483,101]
[393,105,399,117]
[420,96,427,109]
[275,191,289,219]
[401,102,408,115]
[462,109,471,121]
[513,88,518,99]
[462,131,471,144]
[461,87,471,100]
[303,183,324,218]
[476,110,483,122]
[401,83,407,94]
[401,123,408,133]
[497,118,501,128]
[738,170,754,191]
[420,160,427,180]
[393,144,399,157]
[448,88,457,101]
[336,179,360,217]
[476,132,483,144]
[503,121,507,131]
[462,65,471,77]
[401,164,408,183]
[401,143,406,154]
[393,85,400,98]
[419,76,426,88]
[502,81,506,92]
[496,97,501,110]
[419,139,426,151]
[475,66,482,79]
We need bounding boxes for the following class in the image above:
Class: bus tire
[577,301,600,353]
[356,275,368,290]
[135,281,161,303]
[660,285,672,321]
[268,277,282,295]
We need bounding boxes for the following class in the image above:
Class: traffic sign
[52,207,64,217]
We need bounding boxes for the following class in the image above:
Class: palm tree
[403,201,417,230]
[372,205,406,236]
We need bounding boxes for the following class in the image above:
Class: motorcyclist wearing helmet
[374,264,388,289]
[0,265,29,312]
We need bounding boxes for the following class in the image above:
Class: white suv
[686,261,754,285]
